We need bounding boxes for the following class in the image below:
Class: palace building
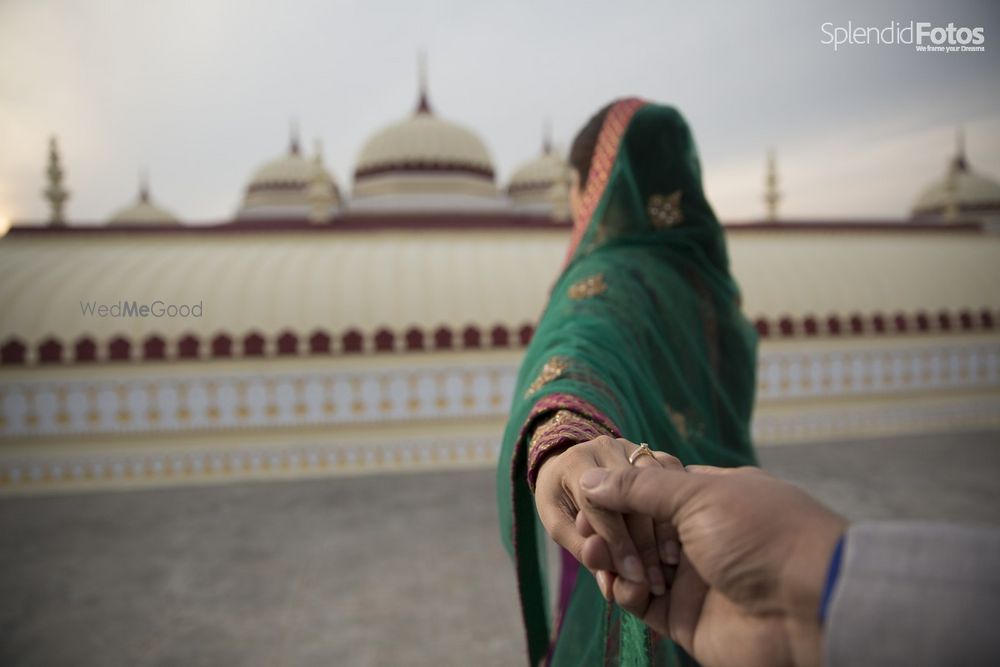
[1,76,999,494]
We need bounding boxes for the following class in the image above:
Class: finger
[630,449,668,595]
[575,508,595,537]
[651,452,684,566]
[626,512,666,595]
[684,464,762,475]
[652,450,683,469]
[611,573,652,618]
[580,466,705,523]
[581,534,615,572]
[596,570,613,602]
[575,445,647,584]
[577,499,646,583]
[665,551,708,656]
[535,489,588,565]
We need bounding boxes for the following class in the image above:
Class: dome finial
[952,126,967,172]
[764,148,781,221]
[289,119,301,155]
[416,50,432,114]
[542,119,553,155]
[43,135,70,226]
[139,169,150,203]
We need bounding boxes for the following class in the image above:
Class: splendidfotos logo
[820,21,986,53]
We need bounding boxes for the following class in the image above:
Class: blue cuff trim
[819,534,845,624]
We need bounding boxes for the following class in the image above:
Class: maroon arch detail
[405,327,425,351]
[108,336,131,362]
[778,317,794,337]
[38,338,63,364]
[959,310,974,331]
[178,334,200,359]
[309,330,331,354]
[1,338,27,365]
[871,313,887,334]
[75,337,97,362]
[244,332,266,357]
[803,316,819,336]
[211,334,233,358]
[434,326,453,350]
[143,335,166,360]
[0,338,28,365]
[518,324,535,346]
[374,328,395,353]
[849,314,865,335]
[276,331,298,356]
[342,329,363,354]
[981,310,995,330]
[937,311,952,331]
[825,315,841,336]
[490,325,510,347]
[753,318,770,338]
[462,326,482,349]
[893,313,908,333]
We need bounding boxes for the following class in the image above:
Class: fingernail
[622,555,644,583]
[580,468,608,489]
[648,567,666,596]
[596,570,611,601]
[661,540,680,565]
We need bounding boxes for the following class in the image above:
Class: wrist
[780,511,848,622]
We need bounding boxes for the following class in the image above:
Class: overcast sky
[1,0,998,225]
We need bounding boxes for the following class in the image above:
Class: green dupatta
[496,99,758,666]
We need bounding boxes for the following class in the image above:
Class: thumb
[580,466,703,523]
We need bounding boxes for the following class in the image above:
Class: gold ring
[628,442,654,466]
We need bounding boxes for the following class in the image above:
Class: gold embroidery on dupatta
[525,356,570,398]
[568,273,608,300]
[647,190,684,228]
[666,405,688,439]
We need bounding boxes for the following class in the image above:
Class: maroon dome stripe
[354,160,495,181]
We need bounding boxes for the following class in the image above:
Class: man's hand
[579,465,847,667]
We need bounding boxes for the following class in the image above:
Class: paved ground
[1,429,998,667]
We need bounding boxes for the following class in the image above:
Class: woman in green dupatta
[496,98,758,666]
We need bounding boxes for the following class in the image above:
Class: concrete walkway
[1,429,998,666]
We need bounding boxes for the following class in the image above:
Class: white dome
[507,136,571,219]
[355,114,494,175]
[250,152,324,185]
[350,86,499,212]
[108,182,179,226]
[912,134,1000,223]
[238,137,341,220]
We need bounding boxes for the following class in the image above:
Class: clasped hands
[534,435,847,667]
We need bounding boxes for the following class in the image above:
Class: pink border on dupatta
[563,97,647,267]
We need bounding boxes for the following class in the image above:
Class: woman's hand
[534,435,683,597]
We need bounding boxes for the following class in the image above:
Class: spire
[542,119,553,155]
[289,119,301,155]
[43,136,70,226]
[138,169,150,203]
[951,126,967,172]
[416,50,432,114]
[764,149,781,222]
[308,138,334,224]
